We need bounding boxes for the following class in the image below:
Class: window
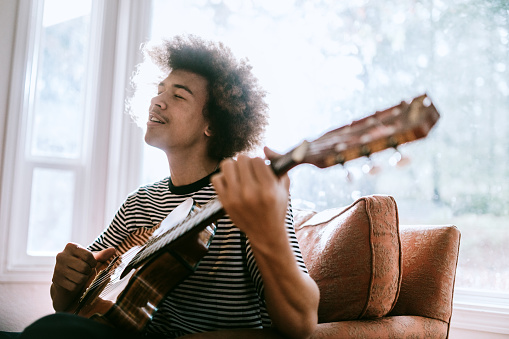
[0,0,148,280]
[146,0,509,297]
[25,0,93,257]
[1,0,97,276]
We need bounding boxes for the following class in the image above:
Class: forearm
[211,156,319,337]
[248,229,320,339]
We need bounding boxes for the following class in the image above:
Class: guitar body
[69,199,217,332]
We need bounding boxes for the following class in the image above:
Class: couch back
[294,195,402,323]
[294,195,460,334]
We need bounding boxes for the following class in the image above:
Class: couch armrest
[389,225,461,328]
[310,315,449,339]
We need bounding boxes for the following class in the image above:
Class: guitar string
[83,253,140,301]
[82,200,222,301]
[82,203,216,300]
[84,247,140,297]
[126,198,223,269]
[145,199,222,255]
[85,250,134,292]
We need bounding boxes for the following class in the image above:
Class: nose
[150,94,166,110]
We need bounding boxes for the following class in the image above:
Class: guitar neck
[125,198,225,272]
[270,141,309,176]
[125,94,439,273]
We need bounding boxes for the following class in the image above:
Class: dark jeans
[1,313,145,339]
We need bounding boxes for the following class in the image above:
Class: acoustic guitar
[68,94,440,331]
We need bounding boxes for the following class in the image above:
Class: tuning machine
[389,148,411,167]
[362,157,382,175]
[342,166,354,182]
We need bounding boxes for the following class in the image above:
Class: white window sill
[0,265,53,283]
[452,288,509,335]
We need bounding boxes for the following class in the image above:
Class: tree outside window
[144,0,509,293]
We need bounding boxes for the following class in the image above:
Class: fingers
[52,243,99,292]
[218,158,239,190]
[67,243,97,268]
[214,155,273,194]
[261,149,291,192]
[233,154,274,183]
[54,260,90,291]
[263,146,282,161]
[212,155,290,241]
[237,155,262,187]
[94,247,116,263]
[212,154,288,209]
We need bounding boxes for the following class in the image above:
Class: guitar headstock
[271,94,440,175]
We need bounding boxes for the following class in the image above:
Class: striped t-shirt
[88,173,307,338]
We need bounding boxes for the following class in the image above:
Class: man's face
[145,69,210,154]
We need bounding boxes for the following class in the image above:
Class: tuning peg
[389,149,411,167]
[341,166,353,182]
[362,158,382,175]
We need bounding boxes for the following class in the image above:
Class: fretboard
[123,198,225,274]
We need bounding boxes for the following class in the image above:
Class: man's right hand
[50,243,115,311]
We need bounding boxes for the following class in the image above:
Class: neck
[166,150,219,187]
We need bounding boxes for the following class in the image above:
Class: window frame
[452,289,509,335]
[0,0,149,282]
[4,0,97,273]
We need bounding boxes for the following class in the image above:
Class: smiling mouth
[148,113,165,124]
[150,116,163,123]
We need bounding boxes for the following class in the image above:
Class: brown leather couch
[294,195,461,339]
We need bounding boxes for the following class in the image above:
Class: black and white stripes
[88,176,306,337]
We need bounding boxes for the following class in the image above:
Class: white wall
[0,282,53,331]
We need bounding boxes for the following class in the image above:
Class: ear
[204,126,213,137]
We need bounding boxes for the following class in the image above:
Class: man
[21,35,319,339]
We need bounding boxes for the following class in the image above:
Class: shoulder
[123,177,170,203]
[136,177,171,195]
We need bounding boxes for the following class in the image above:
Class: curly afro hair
[145,35,268,160]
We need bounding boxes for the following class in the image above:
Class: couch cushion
[295,195,402,322]
[389,224,460,325]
